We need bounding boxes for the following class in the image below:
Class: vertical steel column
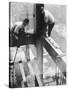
[33,4,44,86]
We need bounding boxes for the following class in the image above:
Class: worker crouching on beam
[41,6,55,37]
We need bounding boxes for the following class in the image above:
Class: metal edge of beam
[42,37,66,77]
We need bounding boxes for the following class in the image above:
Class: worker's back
[44,9,55,24]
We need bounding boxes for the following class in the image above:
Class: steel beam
[42,37,66,77]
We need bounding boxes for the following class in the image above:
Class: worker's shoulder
[44,9,55,21]
[13,21,23,32]
[11,21,22,29]
[14,21,23,29]
[44,9,53,16]
[14,21,22,26]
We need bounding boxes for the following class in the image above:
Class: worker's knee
[51,21,55,27]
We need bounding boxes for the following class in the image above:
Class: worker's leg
[48,22,55,36]
[43,24,48,37]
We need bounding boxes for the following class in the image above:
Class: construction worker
[44,9,55,37]
[10,18,29,47]
[40,5,55,37]
[13,18,29,37]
